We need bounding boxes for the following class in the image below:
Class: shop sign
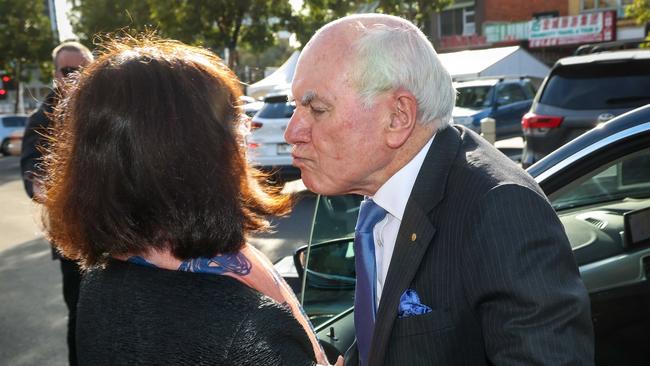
[529,11,616,48]
[484,22,530,43]
[440,34,487,49]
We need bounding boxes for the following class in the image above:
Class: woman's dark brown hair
[44,36,291,267]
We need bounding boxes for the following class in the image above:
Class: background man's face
[54,50,89,88]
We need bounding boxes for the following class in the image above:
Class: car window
[496,83,527,106]
[539,60,650,110]
[300,195,362,327]
[256,101,295,119]
[310,195,362,244]
[1,116,26,128]
[549,147,650,211]
[455,85,492,109]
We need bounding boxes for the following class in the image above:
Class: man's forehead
[56,50,89,66]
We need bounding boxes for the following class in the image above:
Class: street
[0,156,316,365]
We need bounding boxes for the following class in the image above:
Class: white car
[246,94,299,179]
[0,114,27,156]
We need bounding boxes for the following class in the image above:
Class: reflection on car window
[550,147,650,211]
[257,101,295,119]
[456,85,492,109]
[310,195,363,244]
[1,116,27,128]
[497,84,527,105]
[301,195,363,327]
[540,61,650,110]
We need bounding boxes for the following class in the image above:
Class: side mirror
[293,238,356,290]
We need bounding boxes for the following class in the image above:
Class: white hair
[348,17,456,129]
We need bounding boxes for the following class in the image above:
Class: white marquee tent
[246,51,300,99]
[439,46,550,81]
[245,46,550,98]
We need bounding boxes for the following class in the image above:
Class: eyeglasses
[60,66,79,77]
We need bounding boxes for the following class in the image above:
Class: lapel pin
[411,233,417,242]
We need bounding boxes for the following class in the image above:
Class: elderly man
[285,14,594,366]
[21,41,93,366]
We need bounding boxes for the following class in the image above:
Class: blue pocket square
[398,289,432,318]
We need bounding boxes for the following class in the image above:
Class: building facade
[429,0,645,65]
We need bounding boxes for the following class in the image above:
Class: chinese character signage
[528,11,616,48]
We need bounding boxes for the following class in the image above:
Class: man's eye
[310,105,326,115]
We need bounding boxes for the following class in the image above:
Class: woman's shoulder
[86,258,289,311]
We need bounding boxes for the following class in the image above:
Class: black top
[21,90,56,199]
[76,259,316,366]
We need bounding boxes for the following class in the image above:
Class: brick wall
[484,0,569,22]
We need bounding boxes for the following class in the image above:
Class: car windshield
[539,60,650,110]
[549,147,650,211]
[1,116,26,128]
[455,85,492,109]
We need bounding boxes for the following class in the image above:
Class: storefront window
[581,0,632,11]
[440,6,475,36]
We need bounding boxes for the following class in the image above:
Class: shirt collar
[372,135,434,221]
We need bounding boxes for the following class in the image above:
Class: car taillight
[251,121,263,131]
[521,113,563,130]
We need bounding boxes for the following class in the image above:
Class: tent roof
[246,51,299,98]
[439,46,549,80]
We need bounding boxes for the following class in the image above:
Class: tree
[292,0,453,47]
[72,0,294,69]
[148,0,294,69]
[0,0,55,113]
[627,0,650,28]
[71,0,155,45]
[376,0,453,28]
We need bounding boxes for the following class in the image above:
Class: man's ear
[386,90,418,149]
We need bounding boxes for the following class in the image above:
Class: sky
[54,0,76,41]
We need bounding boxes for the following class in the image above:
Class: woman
[43,37,332,366]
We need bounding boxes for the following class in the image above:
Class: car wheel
[0,139,10,156]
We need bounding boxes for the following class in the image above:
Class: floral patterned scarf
[118,244,329,365]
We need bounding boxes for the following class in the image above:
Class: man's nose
[284,111,310,145]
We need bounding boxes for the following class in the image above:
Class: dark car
[521,48,650,167]
[288,105,650,365]
[452,76,540,140]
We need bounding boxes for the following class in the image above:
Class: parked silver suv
[522,46,650,167]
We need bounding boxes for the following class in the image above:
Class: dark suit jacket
[21,90,56,199]
[351,126,594,365]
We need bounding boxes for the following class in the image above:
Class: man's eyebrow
[300,90,317,106]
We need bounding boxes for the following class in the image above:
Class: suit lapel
[368,126,462,366]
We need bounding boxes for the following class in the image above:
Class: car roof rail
[574,40,650,55]
[454,74,542,83]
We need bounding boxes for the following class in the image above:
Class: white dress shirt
[370,136,434,307]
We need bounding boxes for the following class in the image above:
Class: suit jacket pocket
[392,309,454,337]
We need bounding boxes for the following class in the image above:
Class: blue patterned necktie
[354,199,387,366]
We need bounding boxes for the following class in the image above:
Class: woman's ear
[386,90,418,149]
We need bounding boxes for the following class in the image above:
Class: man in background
[21,41,93,366]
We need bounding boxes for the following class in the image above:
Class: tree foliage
[626,0,650,25]
[71,0,153,43]
[72,0,293,68]
[0,0,55,76]
[292,0,453,47]
[0,0,55,111]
